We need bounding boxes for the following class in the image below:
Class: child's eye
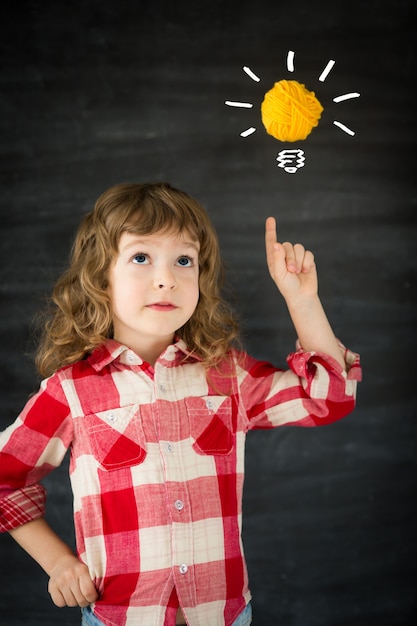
[177,256,193,267]
[132,253,149,265]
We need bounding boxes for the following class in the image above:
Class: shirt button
[174,499,184,511]
[206,399,214,410]
[159,383,166,392]
[107,412,117,423]
[179,564,188,575]
[127,354,134,363]
[167,443,174,453]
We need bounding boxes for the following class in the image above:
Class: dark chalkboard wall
[1,1,416,624]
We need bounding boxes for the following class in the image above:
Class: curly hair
[35,183,240,377]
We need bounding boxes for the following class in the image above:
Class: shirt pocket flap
[87,405,146,470]
[185,396,233,455]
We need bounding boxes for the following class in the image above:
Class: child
[0,182,361,626]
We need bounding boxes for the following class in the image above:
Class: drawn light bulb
[224,51,360,174]
[276,149,305,173]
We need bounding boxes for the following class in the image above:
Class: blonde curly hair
[35,183,240,377]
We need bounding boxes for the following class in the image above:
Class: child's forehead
[118,228,200,251]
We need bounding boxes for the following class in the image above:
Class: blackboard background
[0,1,416,624]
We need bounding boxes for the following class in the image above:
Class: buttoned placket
[153,361,197,607]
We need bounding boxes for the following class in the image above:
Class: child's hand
[265,217,318,304]
[48,553,98,608]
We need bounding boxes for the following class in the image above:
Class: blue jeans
[81,602,252,625]
[231,602,252,626]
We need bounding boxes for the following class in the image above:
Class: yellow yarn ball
[261,80,323,142]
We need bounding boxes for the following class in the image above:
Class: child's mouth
[147,302,177,311]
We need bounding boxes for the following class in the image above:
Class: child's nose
[154,266,176,290]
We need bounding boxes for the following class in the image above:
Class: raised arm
[265,216,346,370]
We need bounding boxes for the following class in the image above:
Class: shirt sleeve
[237,340,362,430]
[0,374,73,532]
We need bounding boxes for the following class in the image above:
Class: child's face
[108,229,200,357]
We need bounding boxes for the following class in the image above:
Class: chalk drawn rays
[224,51,361,140]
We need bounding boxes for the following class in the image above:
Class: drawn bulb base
[276,149,305,174]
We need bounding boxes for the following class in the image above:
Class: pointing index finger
[265,216,279,247]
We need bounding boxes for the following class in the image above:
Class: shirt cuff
[0,484,46,532]
[288,339,362,381]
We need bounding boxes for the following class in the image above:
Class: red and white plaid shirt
[0,338,361,626]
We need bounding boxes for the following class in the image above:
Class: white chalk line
[319,59,335,82]
[333,92,361,103]
[240,127,257,137]
[287,50,295,72]
[243,66,261,82]
[225,100,253,108]
[333,120,355,136]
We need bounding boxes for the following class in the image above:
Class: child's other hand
[48,554,99,608]
[265,217,318,304]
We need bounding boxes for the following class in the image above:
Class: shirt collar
[87,338,201,372]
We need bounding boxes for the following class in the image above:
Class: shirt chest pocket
[86,405,146,471]
[185,396,233,455]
